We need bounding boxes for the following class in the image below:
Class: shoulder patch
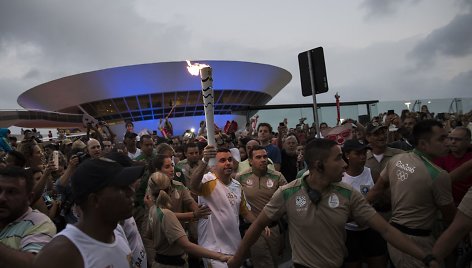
[238,172,253,183]
[282,180,303,200]
[413,150,441,181]
[172,180,188,190]
[267,169,282,180]
[333,183,352,199]
[175,159,187,169]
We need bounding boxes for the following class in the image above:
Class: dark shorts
[345,228,387,262]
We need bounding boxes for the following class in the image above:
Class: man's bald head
[87,138,102,159]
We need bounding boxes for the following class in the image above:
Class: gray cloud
[270,35,472,105]
[360,0,421,18]
[0,1,193,72]
[1,0,470,117]
[450,70,472,94]
[408,11,472,66]
[22,69,40,79]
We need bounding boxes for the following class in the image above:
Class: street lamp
[404,102,411,111]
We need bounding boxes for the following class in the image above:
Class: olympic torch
[187,60,216,166]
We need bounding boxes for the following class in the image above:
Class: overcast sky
[1,0,471,110]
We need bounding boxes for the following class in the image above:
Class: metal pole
[307,50,321,138]
[367,103,371,119]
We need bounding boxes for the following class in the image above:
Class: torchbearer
[187,61,216,166]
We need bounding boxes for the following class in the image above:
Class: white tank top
[121,217,147,268]
[58,224,133,268]
[342,167,374,231]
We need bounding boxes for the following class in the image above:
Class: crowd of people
[0,106,472,268]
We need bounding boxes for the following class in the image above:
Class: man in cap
[364,122,404,218]
[365,122,404,177]
[33,157,145,268]
[124,132,141,159]
[71,140,87,152]
[341,139,388,267]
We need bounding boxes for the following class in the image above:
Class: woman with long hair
[144,172,229,267]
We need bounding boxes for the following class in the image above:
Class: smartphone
[53,150,59,169]
[387,110,395,115]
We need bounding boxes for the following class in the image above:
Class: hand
[44,161,58,174]
[263,226,271,237]
[203,145,217,162]
[194,204,211,219]
[69,155,80,168]
[218,253,231,262]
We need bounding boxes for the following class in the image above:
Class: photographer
[54,149,82,229]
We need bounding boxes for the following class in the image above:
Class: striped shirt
[0,207,56,253]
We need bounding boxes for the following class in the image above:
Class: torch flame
[186,60,210,76]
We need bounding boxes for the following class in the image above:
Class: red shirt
[434,150,472,206]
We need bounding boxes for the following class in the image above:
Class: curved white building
[4,60,291,134]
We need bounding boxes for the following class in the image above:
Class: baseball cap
[105,152,133,167]
[71,140,87,150]
[342,139,370,152]
[124,132,138,139]
[365,122,387,134]
[71,157,144,201]
[63,138,73,146]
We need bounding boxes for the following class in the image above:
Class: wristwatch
[422,254,436,267]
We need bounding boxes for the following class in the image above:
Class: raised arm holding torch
[187,60,216,166]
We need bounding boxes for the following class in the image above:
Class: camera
[43,194,54,209]
[75,152,90,163]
